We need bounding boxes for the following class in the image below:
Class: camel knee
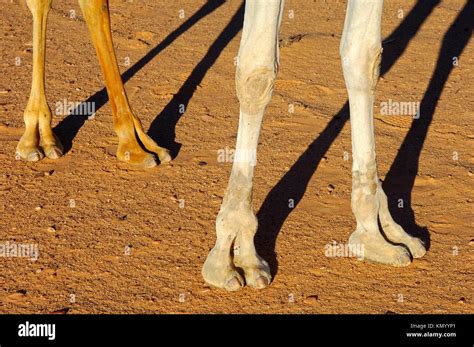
[236,67,276,114]
[340,43,382,93]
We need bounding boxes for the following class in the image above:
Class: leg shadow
[382,0,473,251]
[53,0,226,152]
[147,3,245,157]
[256,0,446,276]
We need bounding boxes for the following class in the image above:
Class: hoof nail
[225,277,242,291]
[397,252,412,266]
[46,147,62,159]
[159,152,172,164]
[27,152,42,162]
[144,156,157,168]
[254,276,269,289]
[411,240,427,259]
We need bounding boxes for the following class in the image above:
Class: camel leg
[78,0,170,167]
[202,0,284,290]
[340,0,425,265]
[16,0,63,161]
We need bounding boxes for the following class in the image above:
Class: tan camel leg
[78,0,171,167]
[16,0,63,161]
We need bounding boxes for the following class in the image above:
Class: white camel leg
[340,0,425,265]
[203,0,284,291]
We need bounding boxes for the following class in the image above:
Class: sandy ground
[0,0,472,314]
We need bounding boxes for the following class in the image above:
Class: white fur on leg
[203,0,284,290]
[341,0,423,265]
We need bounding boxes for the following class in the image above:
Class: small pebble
[458,297,466,304]
[47,226,56,233]
[35,206,42,211]
[303,295,319,304]
[327,184,335,192]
